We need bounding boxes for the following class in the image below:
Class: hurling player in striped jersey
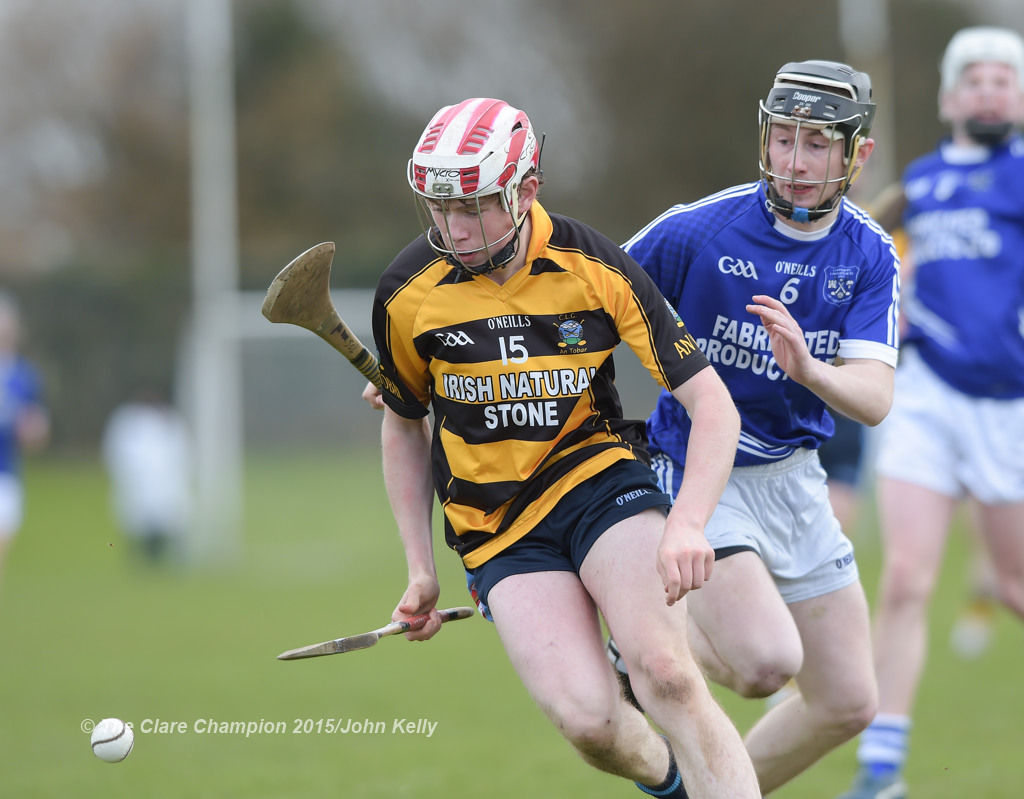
[369,98,761,798]
[610,61,900,796]
[837,26,1024,799]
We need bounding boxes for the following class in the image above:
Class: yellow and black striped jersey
[372,202,709,568]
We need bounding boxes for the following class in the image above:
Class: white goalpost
[182,0,243,565]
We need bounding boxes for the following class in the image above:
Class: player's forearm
[802,358,894,426]
[668,370,741,527]
[381,410,437,582]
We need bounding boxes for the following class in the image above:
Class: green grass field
[1,450,1021,797]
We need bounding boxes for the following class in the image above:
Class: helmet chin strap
[766,183,840,223]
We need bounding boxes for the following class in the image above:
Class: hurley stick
[277,606,476,660]
[261,241,381,387]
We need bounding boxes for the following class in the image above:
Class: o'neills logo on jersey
[823,265,858,305]
[487,315,532,330]
[718,256,759,280]
[776,260,817,277]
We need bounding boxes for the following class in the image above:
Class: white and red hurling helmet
[408,98,539,213]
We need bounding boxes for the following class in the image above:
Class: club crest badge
[665,298,686,328]
[556,319,586,348]
[823,265,858,305]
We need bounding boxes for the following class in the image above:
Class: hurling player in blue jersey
[0,291,49,590]
[609,60,900,796]
[837,27,1024,799]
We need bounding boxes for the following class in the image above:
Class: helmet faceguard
[939,27,1024,146]
[408,98,541,275]
[759,60,875,223]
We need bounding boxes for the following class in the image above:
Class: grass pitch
[1,450,1021,797]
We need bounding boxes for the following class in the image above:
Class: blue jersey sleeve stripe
[845,199,895,244]
[888,269,901,349]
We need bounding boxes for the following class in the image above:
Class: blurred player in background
[0,290,50,589]
[102,385,193,566]
[947,505,999,658]
[824,219,1000,662]
[837,26,1024,799]
[367,97,760,798]
[611,60,899,796]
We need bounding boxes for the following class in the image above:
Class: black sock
[635,735,688,798]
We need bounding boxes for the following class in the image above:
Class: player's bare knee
[880,559,935,609]
[557,708,620,758]
[733,661,798,699]
[829,693,876,741]
[633,649,700,708]
[848,694,877,735]
[723,639,801,698]
[807,680,877,740]
[539,683,622,756]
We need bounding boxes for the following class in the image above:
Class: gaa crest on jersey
[555,319,587,348]
[718,255,759,279]
[823,265,859,305]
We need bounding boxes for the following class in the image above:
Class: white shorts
[875,348,1024,504]
[653,448,859,604]
[0,473,25,538]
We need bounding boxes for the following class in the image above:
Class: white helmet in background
[408,98,540,273]
[938,26,1024,145]
[940,26,1024,93]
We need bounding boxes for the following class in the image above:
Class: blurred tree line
[0,0,987,450]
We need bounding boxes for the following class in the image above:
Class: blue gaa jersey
[0,356,44,475]
[901,135,1024,399]
[624,182,900,467]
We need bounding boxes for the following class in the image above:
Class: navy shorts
[466,459,671,621]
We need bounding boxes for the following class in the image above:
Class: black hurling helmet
[759,60,876,223]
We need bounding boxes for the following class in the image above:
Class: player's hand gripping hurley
[277,607,475,660]
[261,241,381,388]
[264,246,473,660]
